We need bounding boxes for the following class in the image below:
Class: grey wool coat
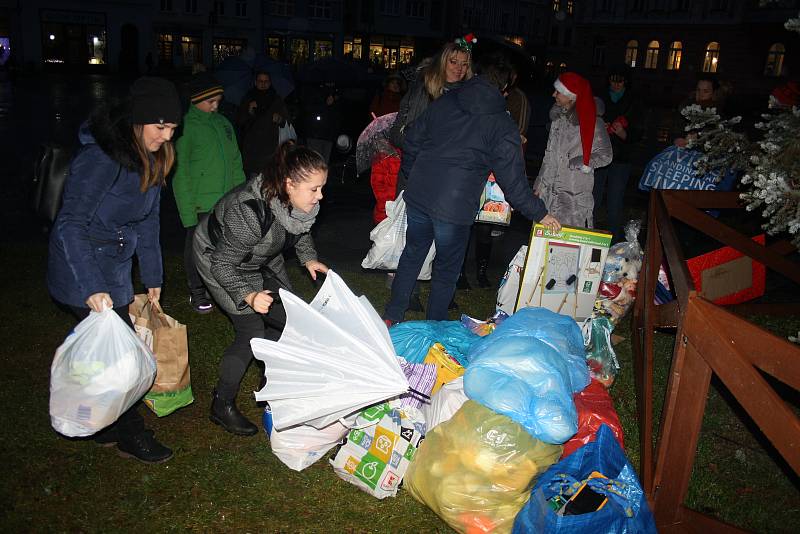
[193,175,318,315]
[533,105,613,228]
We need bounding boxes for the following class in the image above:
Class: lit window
[625,40,638,68]
[552,0,560,12]
[644,40,659,69]
[213,37,246,66]
[265,36,283,60]
[764,43,785,77]
[158,34,173,64]
[702,42,720,73]
[343,37,362,60]
[545,61,555,75]
[181,35,203,67]
[666,41,682,70]
[559,62,567,73]
[87,28,106,65]
[314,40,333,60]
[567,1,574,15]
[290,38,309,66]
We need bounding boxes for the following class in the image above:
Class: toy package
[475,173,512,226]
[516,224,612,322]
[593,221,643,325]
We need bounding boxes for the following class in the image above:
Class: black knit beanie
[130,77,182,125]
[186,72,224,104]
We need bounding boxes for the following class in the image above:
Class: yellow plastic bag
[423,342,465,395]
[404,400,562,534]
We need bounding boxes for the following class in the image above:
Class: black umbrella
[472,36,538,74]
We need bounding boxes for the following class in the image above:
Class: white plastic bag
[361,192,435,280]
[496,245,527,314]
[278,121,297,146]
[49,308,157,437]
[420,376,468,432]
[270,421,349,471]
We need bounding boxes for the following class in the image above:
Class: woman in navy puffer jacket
[47,77,181,464]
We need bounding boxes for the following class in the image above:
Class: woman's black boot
[210,390,258,436]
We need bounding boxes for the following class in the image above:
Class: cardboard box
[685,234,766,305]
[515,224,612,321]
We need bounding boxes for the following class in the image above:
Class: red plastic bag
[370,154,401,224]
[561,379,625,459]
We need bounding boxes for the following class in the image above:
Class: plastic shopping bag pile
[247,271,653,533]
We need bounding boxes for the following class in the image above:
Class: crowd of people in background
[47,32,774,464]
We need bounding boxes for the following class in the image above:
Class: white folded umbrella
[251,270,409,430]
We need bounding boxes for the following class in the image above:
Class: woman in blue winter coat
[47,77,182,464]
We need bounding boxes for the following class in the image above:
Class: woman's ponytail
[260,141,327,207]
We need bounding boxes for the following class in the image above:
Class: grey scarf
[269,196,318,234]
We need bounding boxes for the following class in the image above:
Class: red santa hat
[554,72,596,173]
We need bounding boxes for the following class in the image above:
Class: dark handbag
[32,144,72,223]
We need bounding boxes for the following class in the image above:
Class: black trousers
[68,304,145,442]
[184,223,207,296]
[216,301,286,401]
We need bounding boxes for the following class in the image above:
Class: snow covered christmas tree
[679,10,800,249]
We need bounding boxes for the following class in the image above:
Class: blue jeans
[593,162,631,243]
[384,204,472,322]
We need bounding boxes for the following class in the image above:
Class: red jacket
[370,154,401,224]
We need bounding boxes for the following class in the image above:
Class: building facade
[154,0,263,71]
[568,0,800,108]
[0,0,263,72]
[1,0,153,72]
[262,0,344,66]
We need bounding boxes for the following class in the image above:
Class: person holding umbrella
[193,141,329,436]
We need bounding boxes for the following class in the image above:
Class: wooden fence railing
[631,190,800,532]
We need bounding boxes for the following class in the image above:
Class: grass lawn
[1,239,798,533]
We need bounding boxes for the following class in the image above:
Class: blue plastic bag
[389,320,480,364]
[463,308,590,444]
[512,425,657,534]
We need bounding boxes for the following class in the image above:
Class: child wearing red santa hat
[533,72,613,228]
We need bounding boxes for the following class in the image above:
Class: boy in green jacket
[174,73,246,313]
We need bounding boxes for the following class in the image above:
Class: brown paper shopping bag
[129,294,193,416]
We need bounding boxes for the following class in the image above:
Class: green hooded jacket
[173,105,246,227]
